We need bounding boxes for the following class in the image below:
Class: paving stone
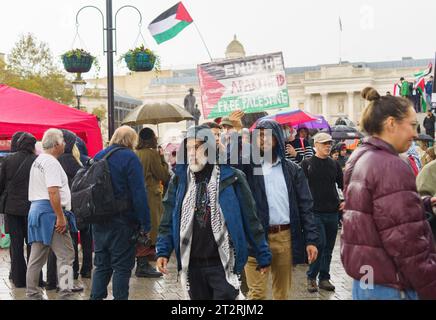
[0,233,353,300]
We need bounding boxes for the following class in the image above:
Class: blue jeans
[90,217,136,300]
[307,213,338,280]
[352,280,418,300]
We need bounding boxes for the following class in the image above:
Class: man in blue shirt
[90,126,151,300]
[243,119,319,300]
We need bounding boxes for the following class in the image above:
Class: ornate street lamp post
[75,0,143,140]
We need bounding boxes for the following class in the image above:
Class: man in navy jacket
[243,119,319,300]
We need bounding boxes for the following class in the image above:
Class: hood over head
[60,129,77,154]
[176,124,217,166]
[255,119,286,160]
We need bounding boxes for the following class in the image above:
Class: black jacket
[243,120,319,264]
[0,133,37,216]
[58,130,82,187]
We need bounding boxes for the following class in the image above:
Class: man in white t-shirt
[26,129,78,300]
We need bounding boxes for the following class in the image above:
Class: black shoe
[307,278,319,293]
[81,271,92,279]
[135,257,162,278]
[319,279,335,291]
[14,283,26,289]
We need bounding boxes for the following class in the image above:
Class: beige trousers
[245,229,292,300]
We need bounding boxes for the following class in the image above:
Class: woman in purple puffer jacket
[341,87,436,300]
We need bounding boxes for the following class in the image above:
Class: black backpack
[71,147,126,225]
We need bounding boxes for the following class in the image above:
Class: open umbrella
[323,125,364,140]
[415,134,434,142]
[249,110,317,130]
[296,113,330,130]
[122,102,194,135]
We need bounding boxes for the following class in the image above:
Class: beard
[189,162,207,173]
[188,156,208,173]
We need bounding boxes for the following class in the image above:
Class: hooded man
[156,125,271,300]
[242,119,319,300]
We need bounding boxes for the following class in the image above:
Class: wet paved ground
[0,233,352,300]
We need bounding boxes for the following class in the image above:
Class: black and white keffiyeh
[179,165,242,299]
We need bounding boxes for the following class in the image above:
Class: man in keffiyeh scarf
[156,125,272,300]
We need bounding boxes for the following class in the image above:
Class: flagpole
[339,17,342,64]
[193,21,213,62]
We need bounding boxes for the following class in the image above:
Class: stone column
[305,94,312,113]
[347,91,354,122]
[321,93,328,120]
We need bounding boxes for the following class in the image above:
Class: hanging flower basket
[122,45,160,72]
[61,49,95,73]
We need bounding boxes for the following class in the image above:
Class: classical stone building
[84,37,433,136]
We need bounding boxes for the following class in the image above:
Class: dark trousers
[307,212,339,281]
[90,217,136,300]
[47,231,80,285]
[188,265,239,300]
[5,215,30,287]
[5,215,43,287]
[78,225,93,275]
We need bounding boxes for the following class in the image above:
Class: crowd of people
[0,86,435,300]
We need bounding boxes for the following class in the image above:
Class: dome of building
[225,35,246,59]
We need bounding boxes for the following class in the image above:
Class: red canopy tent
[0,84,103,156]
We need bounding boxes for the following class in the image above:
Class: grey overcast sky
[1,0,435,77]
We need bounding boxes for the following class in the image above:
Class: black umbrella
[322,125,364,140]
[415,134,434,142]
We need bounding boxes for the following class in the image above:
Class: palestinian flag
[413,63,433,78]
[413,63,433,112]
[415,77,427,112]
[148,2,193,44]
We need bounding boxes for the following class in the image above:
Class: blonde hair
[109,126,138,149]
[72,144,82,167]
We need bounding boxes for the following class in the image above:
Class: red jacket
[341,137,436,299]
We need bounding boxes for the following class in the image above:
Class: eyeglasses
[319,141,333,146]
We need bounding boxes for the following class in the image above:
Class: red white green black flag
[148,2,193,44]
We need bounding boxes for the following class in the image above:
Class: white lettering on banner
[231,74,283,95]
[217,90,289,113]
[224,56,284,77]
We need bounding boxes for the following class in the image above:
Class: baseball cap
[313,132,333,144]
[220,117,234,127]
